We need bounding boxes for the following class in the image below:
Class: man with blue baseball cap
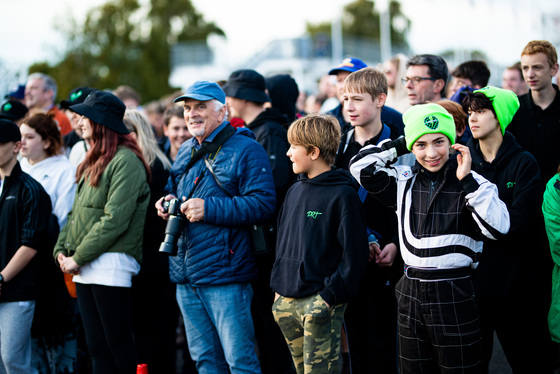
[156,81,276,373]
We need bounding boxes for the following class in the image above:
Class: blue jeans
[0,301,37,374]
[176,283,261,374]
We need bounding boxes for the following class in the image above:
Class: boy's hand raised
[452,144,472,180]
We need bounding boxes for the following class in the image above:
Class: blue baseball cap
[5,84,26,100]
[173,81,226,104]
[328,58,368,75]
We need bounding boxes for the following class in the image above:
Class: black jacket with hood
[507,85,560,184]
[270,169,369,306]
[246,108,294,206]
[468,131,544,296]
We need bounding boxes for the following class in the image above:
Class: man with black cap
[0,119,52,374]
[223,69,293,201]
[223,69,294,373]
[156,81,276,374]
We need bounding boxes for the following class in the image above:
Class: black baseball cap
[222,69,270,103]
[69,90,129,134]
[0,101,28,122]
[0,119,21,143]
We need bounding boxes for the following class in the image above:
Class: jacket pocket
[439,277,481,338]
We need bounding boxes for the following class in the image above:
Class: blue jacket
[165,124,276,285]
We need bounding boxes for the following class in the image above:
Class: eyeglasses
[401,77,438,85]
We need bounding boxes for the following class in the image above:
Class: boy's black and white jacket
[349,138,510,270]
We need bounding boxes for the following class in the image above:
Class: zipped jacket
[350,139,510,269]
[165,125,276,286]
[54,146,150,266]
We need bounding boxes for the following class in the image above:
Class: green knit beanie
[403,103,456,150]
[473,86,520,134]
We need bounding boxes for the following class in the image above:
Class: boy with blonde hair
[335,67,402,373]
[271,114,369,373]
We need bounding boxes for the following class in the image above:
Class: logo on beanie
[2,103,12,112]
[424,116,439,130]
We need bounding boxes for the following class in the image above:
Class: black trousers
[477,290,554,373]
[396,270,483,374]
[76,283,137,374]
[344,273,398,373]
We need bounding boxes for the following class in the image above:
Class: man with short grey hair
[156,81,276,374]
[25,73,72,135]
[404,54,449,106]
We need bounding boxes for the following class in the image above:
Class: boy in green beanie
[350,103,510,373]
[463,86,554,372]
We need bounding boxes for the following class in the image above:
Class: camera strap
[178,124,237,199]
[183,124,236,172]
[204,157,232,197]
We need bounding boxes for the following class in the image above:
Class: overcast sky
[1,0,559,76]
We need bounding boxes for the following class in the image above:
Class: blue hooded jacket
[165,124,276,285]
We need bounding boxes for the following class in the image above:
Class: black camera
[159,198,186,256]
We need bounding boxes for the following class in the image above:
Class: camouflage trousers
[272,292,347,374]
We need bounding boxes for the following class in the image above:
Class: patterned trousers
[272,293,346,374]
[396,268,484,373]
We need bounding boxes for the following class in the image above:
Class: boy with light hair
[271,114,368,373]
[335,67,402,373]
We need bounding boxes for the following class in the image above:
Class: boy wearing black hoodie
[270,114,369,374]
[463,86,554,372]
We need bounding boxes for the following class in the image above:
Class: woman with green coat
[53,90,150,374]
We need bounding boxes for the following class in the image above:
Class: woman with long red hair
[53,91,150,374]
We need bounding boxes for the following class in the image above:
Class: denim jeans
[0,301,37,374]
[176,282,261,374]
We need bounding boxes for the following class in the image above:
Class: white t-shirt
[73,252,140,287]
[21,155,77,229]
[69,140,89,167]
